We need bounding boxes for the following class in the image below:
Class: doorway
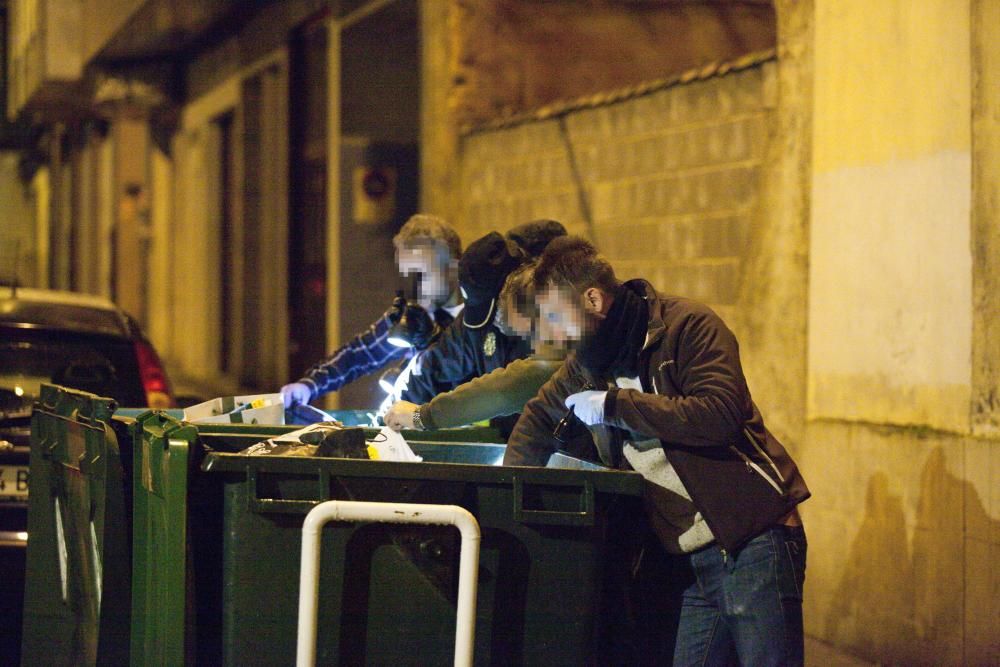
[287,0,420,409]
[288,15,331,386]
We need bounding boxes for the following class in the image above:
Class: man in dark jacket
[504,236,810,666]
[394,221,567,433]
[400,231,531,405]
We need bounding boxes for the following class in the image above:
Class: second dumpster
[132,411,645,666]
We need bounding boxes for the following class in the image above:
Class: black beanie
[458,232,525,328]
[506,219,568,258]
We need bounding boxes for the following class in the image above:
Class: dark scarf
[576,283,649,379]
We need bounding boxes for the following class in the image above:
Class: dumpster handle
[246,466,331,514]
[296,501,481,667]
[512,477,596,526]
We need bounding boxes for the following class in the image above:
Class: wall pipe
[296,500,482,667]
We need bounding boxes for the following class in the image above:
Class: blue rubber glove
[564,390,608,426]
[280,382,312,408]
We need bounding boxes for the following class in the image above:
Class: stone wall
[794,0,998,663]
[421,0,777,234]
[454,6,999,661]
[455,51,804,446]
[799,421,997,665]
[458,57,776,330]
[455,47,815,464]
[449,0,776,127]
[972,0,1000,437]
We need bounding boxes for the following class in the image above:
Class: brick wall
[459,59,775,319]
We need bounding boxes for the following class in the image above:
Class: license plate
[0,465,29,500]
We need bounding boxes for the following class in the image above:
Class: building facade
[4,0,997,663]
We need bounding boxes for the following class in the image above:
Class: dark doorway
[215,111,236,375]
[287,1,420,410]
[287,15,331,384]
[336,0,420,410]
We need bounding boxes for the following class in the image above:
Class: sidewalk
[806,635,873,666]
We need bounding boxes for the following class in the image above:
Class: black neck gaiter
[575,284,649,379]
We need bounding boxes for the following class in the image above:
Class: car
[0,284,174,665]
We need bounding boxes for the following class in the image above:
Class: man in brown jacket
[504,236,810,666]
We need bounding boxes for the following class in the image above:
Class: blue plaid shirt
[297,306,459,400]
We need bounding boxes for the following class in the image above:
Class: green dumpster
[22,384,513,665]
[132,412,645,666]
[21,384,137,666]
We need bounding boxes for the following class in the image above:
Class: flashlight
[386,290,412,348]
[386,273,423,348]
[379,366,402,393]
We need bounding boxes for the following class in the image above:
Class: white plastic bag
[367,426,423,462]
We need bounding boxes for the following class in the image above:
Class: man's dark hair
[533,236,620,295]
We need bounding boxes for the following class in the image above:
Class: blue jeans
[671,525,807,667]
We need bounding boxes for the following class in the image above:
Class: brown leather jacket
[504,280,810,551]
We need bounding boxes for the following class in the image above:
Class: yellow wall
[809,0,972,431]
[165,53,290,393]
[813,2,970,171]
[801,2,998,663]
[166,79,238,380]
[31,167,49,288]
[972,0,1000,437]
[81,0,145,63]
[419,0,460,225]
[147,146,174,362]
[0,153,37,285]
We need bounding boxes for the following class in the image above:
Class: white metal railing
[296,500,481,667]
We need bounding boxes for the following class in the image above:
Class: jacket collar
[622,279,666,351]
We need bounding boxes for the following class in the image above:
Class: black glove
[384,296,439,349]
[386,295,408,324]
[400,302,440,350]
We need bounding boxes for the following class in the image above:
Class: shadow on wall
[825,447,995,665]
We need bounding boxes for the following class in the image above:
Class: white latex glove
[564,390,608,426]
[280,382,312,408]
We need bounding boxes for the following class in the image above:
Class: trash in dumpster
[285,403,378,427]
[237,422,422,462]
[182,393,284,424]
[285,402,336,424]
[367,426,423,462]
[298,423,370,457]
